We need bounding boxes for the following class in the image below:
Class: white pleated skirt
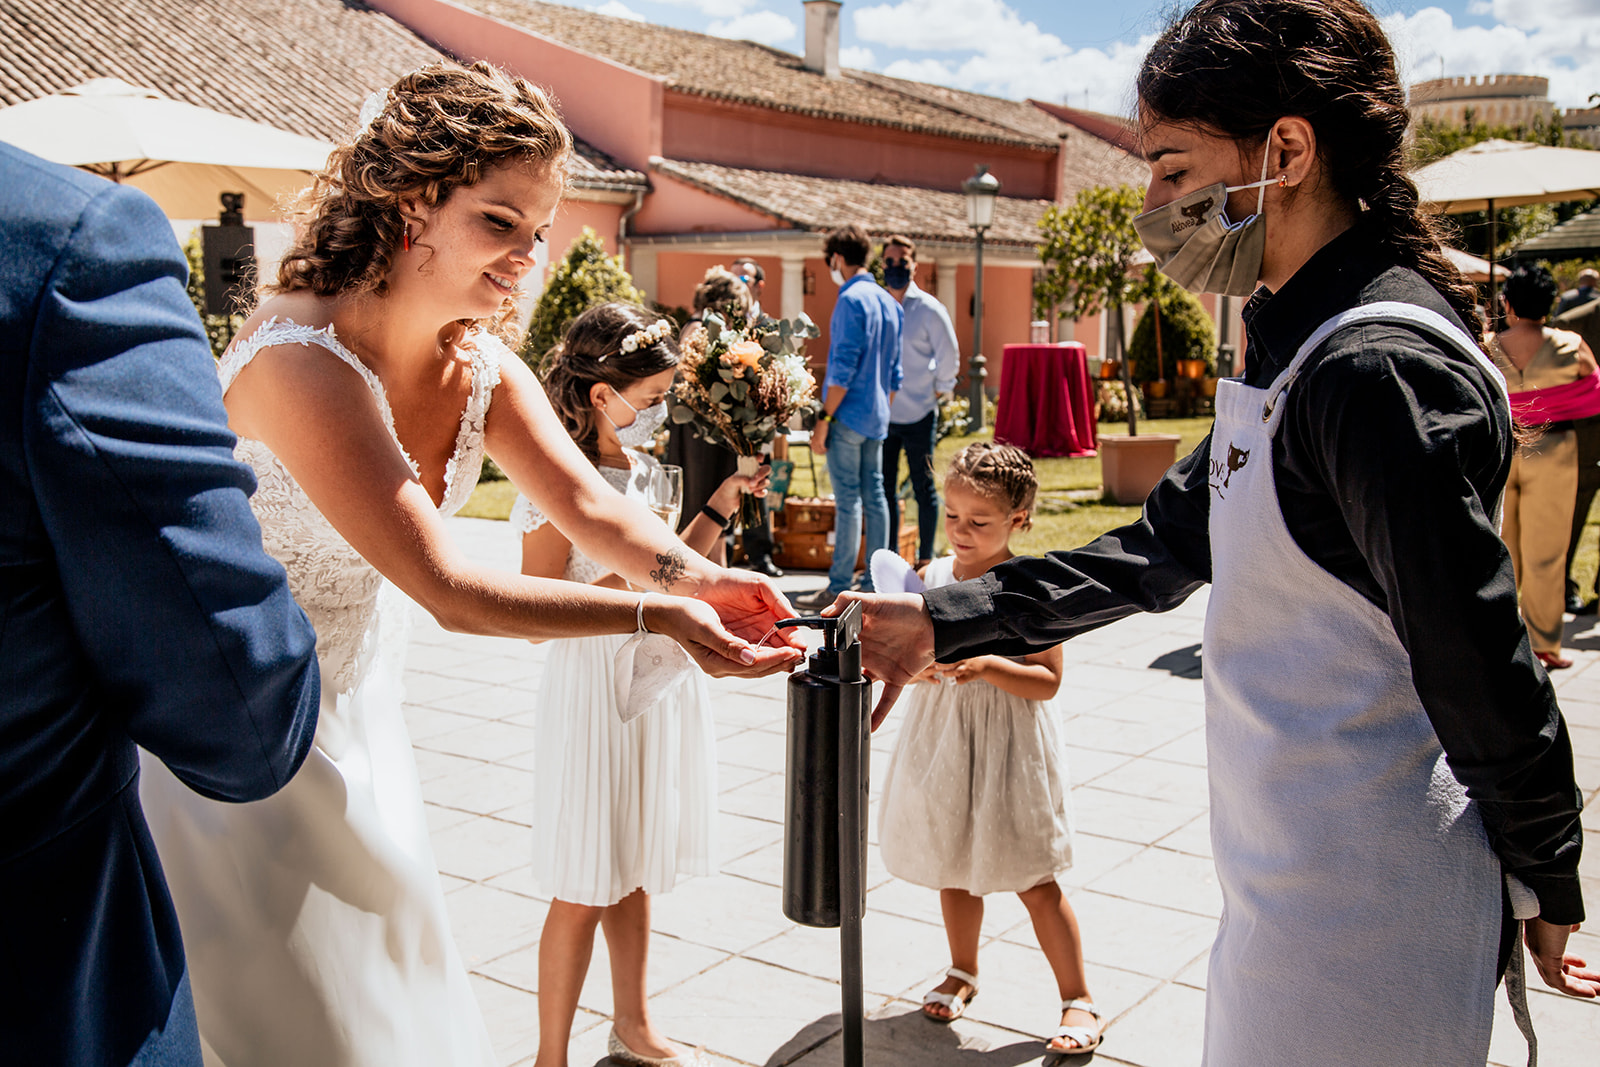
[878,678,1073,896]
[530,631,718,906]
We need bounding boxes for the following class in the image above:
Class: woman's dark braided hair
[1137,0,1483,338]
[947,441,1038,531]
[542,302,678,463]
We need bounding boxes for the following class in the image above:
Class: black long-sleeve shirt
[925,224,1585,924]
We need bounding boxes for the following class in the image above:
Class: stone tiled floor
[413,517,1600,1067]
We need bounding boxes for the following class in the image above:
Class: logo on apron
[1209,442,1250,498]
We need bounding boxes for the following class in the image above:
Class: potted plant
[1128,268,1219,408]
[1036,187,1180,504]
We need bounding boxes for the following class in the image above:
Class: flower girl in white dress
[514,303,770,1067]
[876,442,1102,1055]
[136,64,799,1067]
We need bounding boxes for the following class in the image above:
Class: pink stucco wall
[546,199,625,278]
[663,92,1058,201]
[367,0,664,170]
[631,173,781,235]
[950,264,1034,395]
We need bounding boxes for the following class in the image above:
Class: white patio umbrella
[1412,139,1600,314]
[1442,246,1509,284]
[0,79,333,221]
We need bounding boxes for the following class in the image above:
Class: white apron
[1201,302,1507,1066]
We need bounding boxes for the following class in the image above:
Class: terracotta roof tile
[653,157,1055,247]
[451,0,1059,150]
[0,0,645,189]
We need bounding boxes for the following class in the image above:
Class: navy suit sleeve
[24,182,318,802]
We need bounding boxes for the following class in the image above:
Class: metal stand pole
[837,622,867,1067]
[968,225,988,432]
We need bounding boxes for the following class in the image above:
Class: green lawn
[460,421,1600,588]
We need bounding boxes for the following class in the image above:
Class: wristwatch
[816,410,835,424]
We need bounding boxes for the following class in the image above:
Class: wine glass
[647,464,683,533]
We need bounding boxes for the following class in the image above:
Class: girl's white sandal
[921,966,979,1022]
[1048,998,1105,1055]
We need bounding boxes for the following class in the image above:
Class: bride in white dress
[136,62,800,1067]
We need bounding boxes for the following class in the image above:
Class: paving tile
[432,814,532,883]
[413,746,483,783]
[648,874,795,954]
[717,810,785,866]
[1066,716,1195,757]
[1100,981,1206,1067]
[425,801,476,835]
[1092,758,1211,808]
[424,760,535,817]
[403,703,484,741]
[942,935,1159,1041]
[643,955,853,1064]
[746,909,951,1001]
[715,726,789,773]
[1061,745,1134,788]
[1087,849,1222,919]
[446,882,547,970]
[1056,833,1146,889]
[1068,786,1205,846]
[717,771,787,824]
[469,973,541,1067]
[1145,727,1208,768]
[417,719,540,762]
[1153,813,1213,859]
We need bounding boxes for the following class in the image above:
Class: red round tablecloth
[993,342,1098,458]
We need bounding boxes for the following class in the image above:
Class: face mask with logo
[604,390,668,450]
[883,261,912,290]
[1133,141,1278,297]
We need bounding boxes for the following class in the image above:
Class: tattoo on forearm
[651,550,688,590]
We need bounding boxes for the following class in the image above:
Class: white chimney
[804,0,842,80]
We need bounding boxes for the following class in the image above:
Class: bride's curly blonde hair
[272,61,572,340]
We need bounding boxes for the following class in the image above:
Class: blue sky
[571,0,1600,112]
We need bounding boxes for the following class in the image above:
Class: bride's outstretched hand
[648,592,802,678]
[695,568,807,656]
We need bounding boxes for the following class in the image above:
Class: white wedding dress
[138,319,501,1067]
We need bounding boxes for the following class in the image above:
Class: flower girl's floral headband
[602,320,673,361]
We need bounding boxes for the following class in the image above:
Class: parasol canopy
[1412,139,1600,214]
[1442,246,1509,283]
[0,79,332,220]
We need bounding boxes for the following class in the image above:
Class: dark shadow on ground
[1562,613,1600,650]
[1148,642,1203,678]
[760,1007,1097,1067]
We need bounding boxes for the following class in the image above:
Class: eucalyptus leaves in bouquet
[670,310,821,526]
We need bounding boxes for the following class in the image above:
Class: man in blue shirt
[796,225,903,608]
[880,235,960,568]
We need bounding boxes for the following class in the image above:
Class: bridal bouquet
[670,310,821,527]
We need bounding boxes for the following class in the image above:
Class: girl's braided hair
[946,441,1038,531]
[1136,0,1483,338]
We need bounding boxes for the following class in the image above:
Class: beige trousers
[1504,427,1578,653]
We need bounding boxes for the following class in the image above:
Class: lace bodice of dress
[219,318,505,692]
[510,452,655,585]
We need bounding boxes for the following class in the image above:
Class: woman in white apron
[843,1,1595,1063]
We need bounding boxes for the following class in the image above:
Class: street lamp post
[962,165,1000,431]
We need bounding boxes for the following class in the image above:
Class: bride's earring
[402,224,412,253]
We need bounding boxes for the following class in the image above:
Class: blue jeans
[825,421,889,594]
[883,410,939,563]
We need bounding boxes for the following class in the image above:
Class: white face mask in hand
[1133,140,1279,297]
[603,390,668,450]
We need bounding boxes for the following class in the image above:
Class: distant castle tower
[1407,74,1552,129]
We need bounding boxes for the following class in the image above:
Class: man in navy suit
[0,143,320,1065]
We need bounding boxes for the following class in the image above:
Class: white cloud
[855,0,1148,114]
[1383,6,1600,108]
[587,1,645,20]
[707,10,797,44]
[839,45,877,70]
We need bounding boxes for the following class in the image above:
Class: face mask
[1133,141,1278,297]
[604,391,668,450]
[829,266,846,288]
[883,262,912,290]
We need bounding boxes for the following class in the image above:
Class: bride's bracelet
[636,593,649,634]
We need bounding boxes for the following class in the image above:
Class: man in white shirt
[880,235,959,566]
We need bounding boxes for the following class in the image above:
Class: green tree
[1034,184,1149,434]
[1126,269,1217,385]
[520,227,645,373]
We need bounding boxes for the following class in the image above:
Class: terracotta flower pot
[1144,380,1170,400]
[1200,377,1218,397]
[1098,433,1181,505]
